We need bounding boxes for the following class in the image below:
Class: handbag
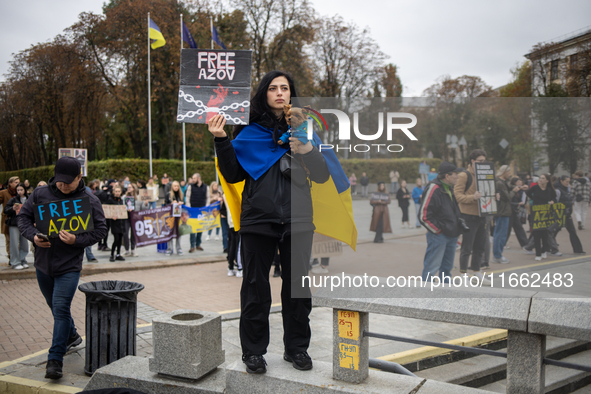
[547,206,560,233]
[517,206,528,224]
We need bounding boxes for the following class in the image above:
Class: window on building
[571,54,578,70]
[551,59,559,80]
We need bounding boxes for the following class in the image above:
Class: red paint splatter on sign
[232,91,239,94]
[196,86,200,89]
[198,116,202,120]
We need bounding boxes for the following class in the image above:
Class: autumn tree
[0,34,108,171]
[313,15,388,98]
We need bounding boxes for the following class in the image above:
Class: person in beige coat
[453,149,490,284]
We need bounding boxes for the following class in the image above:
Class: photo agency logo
[300,98,418,154]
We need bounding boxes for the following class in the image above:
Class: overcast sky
[1,0,590,96]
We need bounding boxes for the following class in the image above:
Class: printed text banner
[34,197,94,238]
[475,162,497,216]
[532,203,566,231]
[177,49,252,126]
[130,206,178,247]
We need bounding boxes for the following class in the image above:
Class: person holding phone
[17,157,107,380]
[3,183,29,269]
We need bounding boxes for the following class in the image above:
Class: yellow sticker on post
[338,310,359,340]
[339,343,359,370]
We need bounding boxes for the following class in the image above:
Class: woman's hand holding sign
[208,114,227,138]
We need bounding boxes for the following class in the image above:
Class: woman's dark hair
[509,176,522,186]
[540,173,555,193]
[233,70,298,141]
[137,180,147,188]
[16,183,29,198]
[469,149,487,161]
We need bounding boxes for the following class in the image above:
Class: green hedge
[1,157,441,187]
[340,158,441,184]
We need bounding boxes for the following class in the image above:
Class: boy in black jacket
[17,157,107,379]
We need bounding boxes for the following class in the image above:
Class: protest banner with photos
[532,203,566,231]
[475,162,497,216]
[177,49,252,126]
[102,204,128,219]
[130,206,178,247]
[59,148,88,177]
[34,197,94,238]
[312,233,343,258]
[180,202,221,234]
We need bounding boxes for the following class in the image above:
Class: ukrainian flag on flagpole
[149,18,166,49]
[215,131,357,251]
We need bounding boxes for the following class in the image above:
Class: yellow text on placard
[339,343,359,370]
[338,310,359,340]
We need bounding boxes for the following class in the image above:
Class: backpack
[462,170,473,192]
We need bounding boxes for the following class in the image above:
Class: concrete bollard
[506,330,546,394]
[332,309,369,383]
[149,309,225,380]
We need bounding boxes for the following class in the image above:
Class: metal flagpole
[147,12,153,178]
[181,14,187,182]
[210,16,219,184]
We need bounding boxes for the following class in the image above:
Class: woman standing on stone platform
[208,70,329,375]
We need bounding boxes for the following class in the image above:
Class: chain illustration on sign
[177,89,250,124]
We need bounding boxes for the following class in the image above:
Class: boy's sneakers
[45,360,63,379]
[242,354,267,374]
[67,333,82,351]
[284,351,313,370]
[115,255,125,261]
[227,269,235,277]
[12,264,25,270]
[236,270,243,278]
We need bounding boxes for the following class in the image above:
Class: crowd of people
[0,171,238,271]
[417,148,590,285]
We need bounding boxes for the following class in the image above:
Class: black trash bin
[78,281,144,375]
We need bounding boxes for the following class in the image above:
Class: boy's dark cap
[54,157,81,184]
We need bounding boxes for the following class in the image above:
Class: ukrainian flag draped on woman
[217,120,357,251]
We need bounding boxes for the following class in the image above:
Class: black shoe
[88,258,98,262]
[223,248,228,253]
[115,255,125,261]
[109,256,115,262]
[66,333,82,351]
[45,359,63,379]
[283,351,313,370]
[578,221,583,230]
[242,354,267,374]
[273,269,281,278]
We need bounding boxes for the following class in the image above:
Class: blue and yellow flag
[216,124,357,251]
[149,18,166,50]
[180,202,221,234]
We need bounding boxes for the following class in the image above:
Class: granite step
[413,337,590,388]
[479,349,591,394]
